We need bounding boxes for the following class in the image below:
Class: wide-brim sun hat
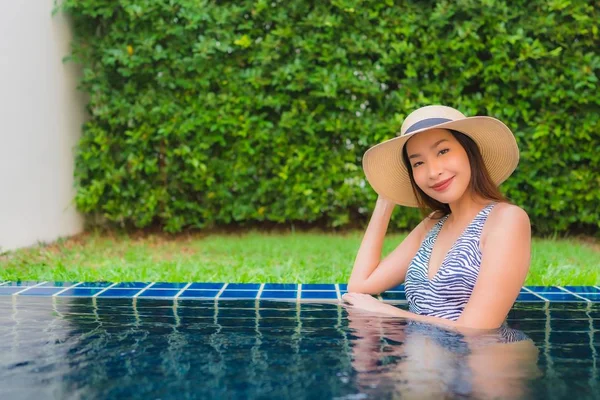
[362,105,520,207]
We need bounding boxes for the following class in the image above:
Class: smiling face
[404,128,472,205]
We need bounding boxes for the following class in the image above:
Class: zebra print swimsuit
[404,202,497,321]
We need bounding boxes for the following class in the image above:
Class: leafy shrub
[58,0,600,235]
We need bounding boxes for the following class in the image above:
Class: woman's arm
[347,196,432,294]
[342,295,460,329]
[347,196,396,292]
[455,205,531,329]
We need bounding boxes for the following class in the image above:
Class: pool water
[0,297,598,399]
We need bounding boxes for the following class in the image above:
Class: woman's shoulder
[481,202,531,249]
[488,202,530,228]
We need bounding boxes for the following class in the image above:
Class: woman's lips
[431,177,454,192]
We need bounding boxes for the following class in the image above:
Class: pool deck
[0,282,599,302]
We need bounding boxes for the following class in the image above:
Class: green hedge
[58,0,600,235]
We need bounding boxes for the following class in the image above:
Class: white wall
[0,2,86,252]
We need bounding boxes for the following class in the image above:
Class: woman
[343,105,531,330]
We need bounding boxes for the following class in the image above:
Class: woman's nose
[428,159,443,179]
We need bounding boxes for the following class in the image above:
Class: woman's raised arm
[347,196,432,294]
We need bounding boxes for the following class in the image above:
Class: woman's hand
[342,293,400,316]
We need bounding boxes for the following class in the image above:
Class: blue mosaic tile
[302,284,336,291]
[178,290,220,299]
[111,282,151,289]
[260,290,297,299]
[580,293,600,301]
[0,287,24,295]
[301,291,338,300]
[516,293,544,302]
[97,289,141,298]
[388,284,405,292]
[563,286,600,293]
[219,290,258,299]
[77,282,115,288]
[137,289,180,298]
[188,282,225,290]
[528,286,566,293]
[1,281,598,303]
[19,287,63,296]
[151,283,188,289]
[541,293,583,302]
[381,292,407,301]
[263,283,298,291]
[58,288,103,297]
[225,283,261,290]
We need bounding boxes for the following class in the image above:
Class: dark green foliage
[59,0,599,234]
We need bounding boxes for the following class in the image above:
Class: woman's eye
[412,161,423,168]
[439,148,449,155]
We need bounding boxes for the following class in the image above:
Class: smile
[431,177,454,192]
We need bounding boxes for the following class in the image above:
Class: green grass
[0,230,598,285]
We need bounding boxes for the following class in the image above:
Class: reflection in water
[0,297,598,399]
[346,306,542,399]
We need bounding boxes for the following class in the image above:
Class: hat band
[404,118,452,135]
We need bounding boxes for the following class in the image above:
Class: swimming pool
[1,282,599,399]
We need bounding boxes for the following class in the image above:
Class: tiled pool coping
[1,281,599,302]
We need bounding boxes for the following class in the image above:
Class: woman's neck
[446,192,491,226]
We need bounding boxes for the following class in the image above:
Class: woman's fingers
[343,293,376,307]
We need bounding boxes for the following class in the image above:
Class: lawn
[0,230,598,285]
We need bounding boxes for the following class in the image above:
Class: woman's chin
[427,191,458,205]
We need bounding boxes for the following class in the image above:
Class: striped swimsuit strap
[428,201,496,251]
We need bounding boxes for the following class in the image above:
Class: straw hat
[362,105,519,207]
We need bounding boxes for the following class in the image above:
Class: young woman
[343,105,531,330]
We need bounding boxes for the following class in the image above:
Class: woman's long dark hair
[401,130,510,219]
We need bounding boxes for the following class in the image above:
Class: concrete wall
[0,2,86,252]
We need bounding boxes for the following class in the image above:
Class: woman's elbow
[346,282,378,294]
[346,282,362,293]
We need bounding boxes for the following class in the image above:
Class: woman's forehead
[406,129,455,150]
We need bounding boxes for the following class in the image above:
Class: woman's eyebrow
[408,139,449,159]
